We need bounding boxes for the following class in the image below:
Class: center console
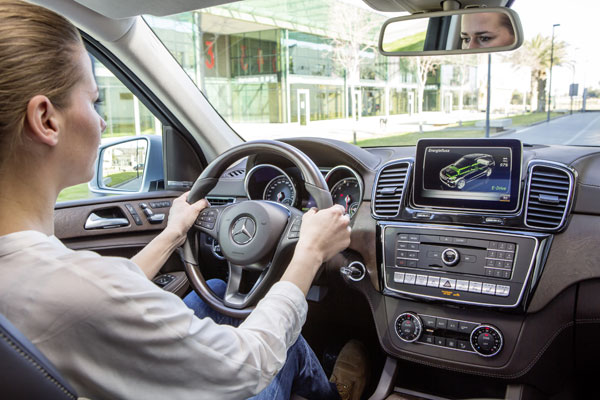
[358,138,576,376]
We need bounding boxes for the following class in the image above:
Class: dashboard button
[428,251,441,259]
[404,274,416,284]
[469,281,483,293]
[408,243,419,250]
[447,339,457,348]
[416,275,428,286]
[439,278,456,290]
[393,272,405,283]
[482,283,496,295]
[399,234,409,241]
[436,318,448,329]
[427,276,440,288]
[423,334,435,344]
[447,320,459,332]
[454,237,467,244]
[456,280,470,291]
[485,268,494,277]
[397,242,408,249]
[396,259,407,267]
[458,322,478,333]
[440,236,452,243]
[507,243,516,251]
[458,340,471,351]
[463,255,477,263]
[407,260,417,267]
[435,337,446,346]
[408,234,420,242]
[488,241,498,249]
[496,285,510,296]
[484,217,504,225]
[421,316,437,329]
[498,242,507,250]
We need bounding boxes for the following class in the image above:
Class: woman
[0,1,365,399]
[461,12,515,49]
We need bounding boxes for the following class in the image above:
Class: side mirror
[379,7,523,56]
[89,135,164,195]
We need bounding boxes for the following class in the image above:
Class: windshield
[145,0,600,147]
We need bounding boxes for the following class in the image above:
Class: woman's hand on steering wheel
[164,192,210,247]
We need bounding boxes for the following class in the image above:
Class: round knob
[470,324,503,357]
[394,312,422,343]
[441,248,460,266]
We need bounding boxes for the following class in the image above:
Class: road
[505,112,600,146]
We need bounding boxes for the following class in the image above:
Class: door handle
[84,212,129,230]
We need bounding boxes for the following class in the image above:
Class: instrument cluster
[244,164,363,218]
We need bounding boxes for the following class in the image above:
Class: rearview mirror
[379,7,523,56]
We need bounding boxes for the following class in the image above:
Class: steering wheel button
[288,231,299,239]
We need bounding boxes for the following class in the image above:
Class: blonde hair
[0,0,83,166]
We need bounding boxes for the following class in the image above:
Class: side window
[56,54,163,202]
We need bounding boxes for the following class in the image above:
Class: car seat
[0,313,79,400]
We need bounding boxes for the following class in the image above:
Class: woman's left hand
[164,192,209,247]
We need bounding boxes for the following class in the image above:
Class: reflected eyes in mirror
[460,34,496,49]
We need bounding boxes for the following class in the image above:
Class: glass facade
[144,0,481,130]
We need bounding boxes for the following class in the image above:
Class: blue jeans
[184,279,340,400]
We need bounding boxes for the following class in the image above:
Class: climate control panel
[394,312,503,357]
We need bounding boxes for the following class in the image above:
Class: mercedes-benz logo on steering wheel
[231,216,257,245]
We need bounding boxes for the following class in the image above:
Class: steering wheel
[182,140,333,318]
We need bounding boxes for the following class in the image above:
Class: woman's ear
[24,95,60,147]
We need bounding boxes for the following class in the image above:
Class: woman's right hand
[295,205,351,267]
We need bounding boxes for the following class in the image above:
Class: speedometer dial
[330,178,361,218]
[264,175,296,206]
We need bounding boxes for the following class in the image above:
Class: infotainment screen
[412,139,522,212]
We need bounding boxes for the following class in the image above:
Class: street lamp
[547,23,560,122]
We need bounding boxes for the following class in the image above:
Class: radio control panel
[381,224,542,307]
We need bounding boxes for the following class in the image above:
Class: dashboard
[207,137,600,398]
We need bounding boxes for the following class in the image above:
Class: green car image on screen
[439,153,495,190]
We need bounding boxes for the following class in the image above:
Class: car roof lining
[72,0,240,19]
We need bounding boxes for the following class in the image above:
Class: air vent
[372,161,411,218]
[524,163,574,230]
[226,169,245,178]
[206,196,236,206]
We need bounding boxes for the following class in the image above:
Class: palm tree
[507,34,569,112]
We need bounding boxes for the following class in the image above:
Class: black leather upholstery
[0,314,78,400]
